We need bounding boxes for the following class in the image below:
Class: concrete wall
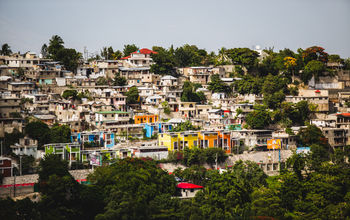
[0,169,93,198]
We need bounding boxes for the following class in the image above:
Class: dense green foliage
[2,144,350,220]
[171,121,200,132]
[24,121,71,147]
[62,89,78,100]
[0,43,12,55]
[89,158,177,220]
[168,147,228,167]
[25,121,51,147]
[46,35,81,73]
[150,46,177,76]
[181,81,206,103]
[113,73,127,86]
[101,46,122,60]
[125,86,140,105]
[226,47,259,71]
[207,74,232,94]
[123,44,139,57]
[302,60,326,83]
[245,105,272,129]
[0,129,24,155]
[50,124,71,143]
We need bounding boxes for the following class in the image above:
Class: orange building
[218,131,233,154]
[134,115,159,124]
[198,131,219,149]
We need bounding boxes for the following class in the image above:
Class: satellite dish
[255,45,261,50]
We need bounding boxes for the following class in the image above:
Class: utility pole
[13,169,16,197]
[215,153,218,170]
[19,155,22,176]
[1,141,3,156]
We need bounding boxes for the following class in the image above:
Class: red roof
[177,182,203,189]
[119,48,157,60]
[315,90,321,93]
[120,55,131,60]
[133,48,158,55]
[337,113,350,117]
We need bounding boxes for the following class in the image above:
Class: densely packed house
[1,48,350,174]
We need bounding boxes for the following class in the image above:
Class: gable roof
[177,182,203,189]
[119,48,157,60]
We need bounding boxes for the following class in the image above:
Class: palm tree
[48,35,64,58]
[1,43,12,56]
[215,47,231,65]
[41,44,48,58]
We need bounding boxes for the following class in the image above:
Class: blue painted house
[71,131,115,148]
[142,122,173,138]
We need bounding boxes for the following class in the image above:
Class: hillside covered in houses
[1,36,350,219]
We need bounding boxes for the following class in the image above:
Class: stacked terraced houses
[1,47,350,182]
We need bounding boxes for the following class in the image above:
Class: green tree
[261,74,288,109]
[245,105,271,129]
[207,74,231,94]
[55,48,82,73]
[50,124,71,143]
[47,35,64,60]
[344,58,350,70]
[38,154,71,187]
[96,77,109,85]
[0,129,24,155]
[181,81,206,103]
[251,187,285,218]
[150,46,177,76]
[21,155,35,175]
[174,44,209,67]
[25,121,51,147]
[89,158,177,220]
[302,60,326,83]
[161,101,171,115]
[38,154,84,219]
[123,44,139,57]
[297,124,327,147]
[172,121,200,132]
[0,43,12,55]
[62,89,78,100]
[100,46,115,60]
[226,48,259,71]
[328,54,343,63]
[234,75,264,95]
[46,35,81,72]
[113,73,127,86]
[112,50,123,60]
[125,86,139,104]
[215,47,231,65]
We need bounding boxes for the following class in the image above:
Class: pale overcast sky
[0,0,349,57]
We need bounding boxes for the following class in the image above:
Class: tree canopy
[245,105,271,129]
[0,43,12,55]
[123,44,139,57]
[207,74,232,94]
[46,35,81,73]
[181,81,206,103]
[125,86,140,105]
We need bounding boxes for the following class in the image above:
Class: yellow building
[159,131,221,151]
[158,132,179,151]
[178,132,199,149]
